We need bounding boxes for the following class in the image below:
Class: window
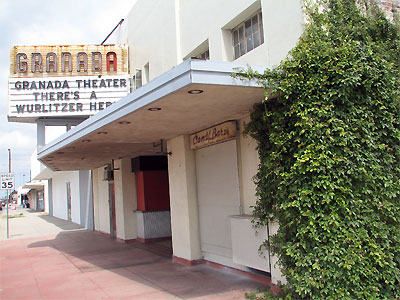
[132,70,142,90]
[196,49,210,60]
[144,63,149,84]
[232,11,264,59]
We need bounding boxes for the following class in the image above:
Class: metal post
[8,149,11,173]
[6,190,9,239]
[101,19,124,45]
[7,148,11,239]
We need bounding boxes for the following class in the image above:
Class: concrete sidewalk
[0,208,274,300]
[0,206,84,241]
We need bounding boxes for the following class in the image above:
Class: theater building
[10,0,306,284]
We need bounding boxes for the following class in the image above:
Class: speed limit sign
[0,173,15,190]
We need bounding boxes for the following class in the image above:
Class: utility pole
[6,148,11,239]
[8,149,11,173]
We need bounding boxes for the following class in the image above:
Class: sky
[0,0,136,192]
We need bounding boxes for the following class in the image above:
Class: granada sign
[8,45,129,122]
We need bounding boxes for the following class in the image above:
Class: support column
[79,170,94,230]
[47,179,53,216]
[37,121,45,151]
[167,135,201,264]
[114,158,138,241]
[92,167,111,234]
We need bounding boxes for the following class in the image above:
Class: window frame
[197,49,210,60]
[232,11,264,60]
[132,69,142,90]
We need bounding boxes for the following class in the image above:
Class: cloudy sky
[0,0,136,191]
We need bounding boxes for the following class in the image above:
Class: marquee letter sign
[8,45,129,122]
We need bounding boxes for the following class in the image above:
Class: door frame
[108,181,116,238]
[66,182,72,221]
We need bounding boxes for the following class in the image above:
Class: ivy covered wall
[238,0,400,299]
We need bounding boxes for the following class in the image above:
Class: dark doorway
[109,182,116,238]
[66,182,72,221]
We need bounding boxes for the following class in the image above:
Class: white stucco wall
[52,171,80,223]
[30,148,41,180]
[78,170,94,230]
[238,115,260,215]
[179,0,258,61]
[123,0,179,83]
[180,0,303,66]
[121,0,304,80]
[93,167,111,234]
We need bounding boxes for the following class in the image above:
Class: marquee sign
[8,75,129,121]
[8,45,129,122]
[190,121,237,150]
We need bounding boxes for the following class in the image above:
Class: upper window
[232,11,264,60]
[132,69,142,91]
[196,49,210,60]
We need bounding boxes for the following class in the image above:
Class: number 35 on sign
[0,173,15,190]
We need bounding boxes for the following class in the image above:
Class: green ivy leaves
[239,0,400,299]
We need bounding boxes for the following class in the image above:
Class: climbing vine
[236,0,400,299]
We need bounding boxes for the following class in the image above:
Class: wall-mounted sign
[8,45,129,122]
[190,121,237,150]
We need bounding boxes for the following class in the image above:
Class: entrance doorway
[195,140,241,262]
[66,182,72,221]
[109,182,116,238]
[132,156,171,242]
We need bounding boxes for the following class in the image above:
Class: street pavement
[0,207,273,300]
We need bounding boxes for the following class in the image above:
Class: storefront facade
[15,0,305,285]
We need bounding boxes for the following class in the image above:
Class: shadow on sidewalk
[26,209,44,213]
[37,214,84,231]
[26,230,269,299]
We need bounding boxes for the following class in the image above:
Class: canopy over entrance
[38,59,267,171]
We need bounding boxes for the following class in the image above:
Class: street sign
[0,173,15,190]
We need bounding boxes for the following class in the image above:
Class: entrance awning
[23,181,45,190]
[32,166,55,180]
[37,59,267,171]
[18,188,31,195]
